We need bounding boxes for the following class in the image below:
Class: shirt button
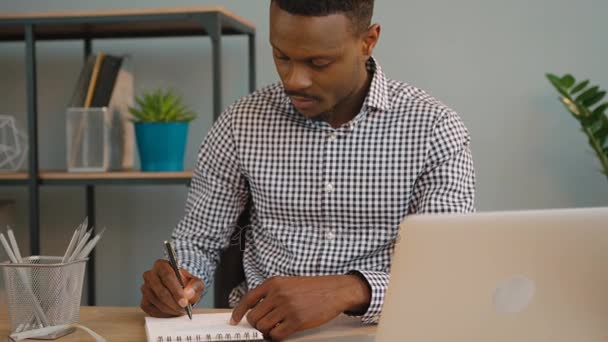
[324,182,335,193]
[325,230,336,241]
[328,132,337,141]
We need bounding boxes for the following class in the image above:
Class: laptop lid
[376,207,608,341]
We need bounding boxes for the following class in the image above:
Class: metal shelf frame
[0,7,256,306]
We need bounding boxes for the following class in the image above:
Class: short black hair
[272,0,374,34]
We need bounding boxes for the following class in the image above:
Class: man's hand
[140,259,205,317]
[230,275,371,341]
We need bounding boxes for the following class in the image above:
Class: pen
[164,240,193,320]
[76,228,106,260]
[7,228,23,262]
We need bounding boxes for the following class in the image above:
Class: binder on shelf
[70,53,124,108]
[69,55,96,108]
[90,54,124,108]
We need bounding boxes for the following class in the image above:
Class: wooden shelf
[39,170,192,186]
[0,172,29,185]
[0,171,193,186]
[0,172,28,180]
[0,6,256,41]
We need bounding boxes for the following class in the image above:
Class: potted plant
[546,74,608,180]
[128,89,197,172]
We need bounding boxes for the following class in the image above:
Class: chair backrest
[213,203,249,308]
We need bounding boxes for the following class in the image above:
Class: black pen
[164,240,193,320]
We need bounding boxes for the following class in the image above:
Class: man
[140,0,475,340]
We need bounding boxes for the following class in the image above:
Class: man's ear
[361,24,381,58]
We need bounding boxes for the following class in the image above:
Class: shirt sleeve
[348,109,475,324]
[408,109,476,214]
[344,270,388,324]
[171,107,249,297]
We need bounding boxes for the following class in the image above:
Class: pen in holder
[0,256,87,339]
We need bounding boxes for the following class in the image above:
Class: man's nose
[284,64,313,92]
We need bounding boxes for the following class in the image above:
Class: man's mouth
[290,96,317,110]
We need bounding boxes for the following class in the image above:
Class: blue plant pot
[134,122,189,172]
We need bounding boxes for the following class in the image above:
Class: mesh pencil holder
[0,256,87,339]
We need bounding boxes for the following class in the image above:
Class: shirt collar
[363,56,391,112]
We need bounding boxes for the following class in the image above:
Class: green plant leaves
[593,103,608,118]
[583,91,606,107]
[546,73,608,179]
[560,74,576,88]
[128,88,197,123]
[546,74,570,97]
[597,125,608,146]
[571,80,590,94]
[576,86,600,103]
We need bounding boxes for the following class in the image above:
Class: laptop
[376,207,608,341]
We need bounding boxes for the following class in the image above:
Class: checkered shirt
[172,57,475,324]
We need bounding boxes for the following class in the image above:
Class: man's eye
[310,60,331,68]
[275,54,289,61]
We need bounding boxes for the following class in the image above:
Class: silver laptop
[376,207,608,341]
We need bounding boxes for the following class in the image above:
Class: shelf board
[0,6,255,41]
[39,170,192,186]
[0,172,29,185]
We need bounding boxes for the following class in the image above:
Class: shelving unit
[0,6,256,306]
[0,172,29,186]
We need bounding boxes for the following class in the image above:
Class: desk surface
[0,306,376,341]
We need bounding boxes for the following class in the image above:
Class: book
[89,54,124,108]
[68,54,96,107]
[84,53,105,108]
[106,60,135,170]
[69,53,124,108]
[145,313,263,342]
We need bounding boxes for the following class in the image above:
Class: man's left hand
[230,275,371,341]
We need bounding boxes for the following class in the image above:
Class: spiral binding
[155,331,262,341]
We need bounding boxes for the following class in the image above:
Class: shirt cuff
[173,248,212,298]
[345,270,389,324]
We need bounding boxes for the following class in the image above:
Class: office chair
[213,202,250,308]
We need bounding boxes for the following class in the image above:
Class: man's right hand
[140,259,205,317]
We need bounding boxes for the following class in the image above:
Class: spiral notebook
[145,312,263,342]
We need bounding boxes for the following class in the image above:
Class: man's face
[269,2,369,118]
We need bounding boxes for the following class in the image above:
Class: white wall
[0,0,606,308]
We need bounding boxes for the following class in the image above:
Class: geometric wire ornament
[0,115,28,172]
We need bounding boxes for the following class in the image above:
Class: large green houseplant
[546,74,608,180]
[129,89,197,172]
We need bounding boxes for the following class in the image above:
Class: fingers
[231,282,269,324]
[253,307,285,338]
[141,260,207,317]
[139,296,175,318]
[155,260,188,307]
[246,297,276,328]
[184,276,205,305]
[269,319,299,342]
[140,283,183,317]
[143,268,184,313]
[141,260,187,314]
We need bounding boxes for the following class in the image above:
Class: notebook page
[145,313,263,341]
